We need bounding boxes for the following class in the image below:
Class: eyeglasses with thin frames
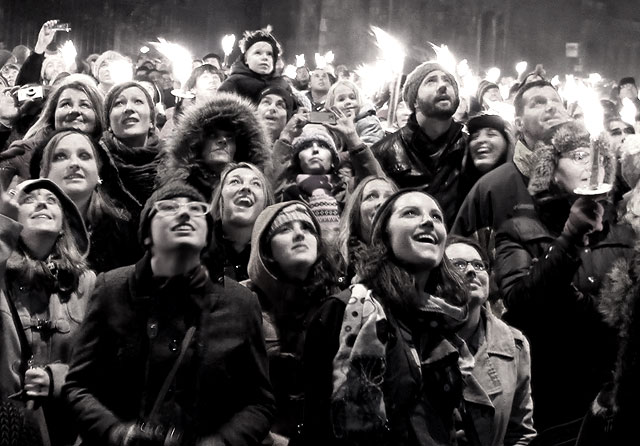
[449,258,488,272]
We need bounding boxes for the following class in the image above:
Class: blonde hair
[324,79,364,112]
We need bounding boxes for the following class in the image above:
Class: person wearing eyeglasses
[0,178,94,446]
[64,181,275,446]
[445,235,536,446]
[494,120,635,443]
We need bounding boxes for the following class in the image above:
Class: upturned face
[516,85,568,143]
[386,192,447,269]
[18,189,64,238]
[415,70,458,119]
[46,133,100,202]
[221,167,267,227]
[245,42,274,75]
[54,88,97,134]
[269,219,318,280]
[298,141,333,174]
[149,197,209,252]
[202,130,237,169]
[445,242,489,308]
[358,179,395,242]
[109,86,152,146]
[194,71,222,98]
[258,94,288,137]
[469,127,508,173]
[310,70,330,92]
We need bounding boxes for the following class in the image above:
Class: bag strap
[147,325,197,421]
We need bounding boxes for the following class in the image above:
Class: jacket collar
[513,139,534,178]
[463,307,519,408]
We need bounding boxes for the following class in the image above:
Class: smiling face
[469,127,508,173]
[46,133,100,202]
[245,42,274,75]
[415,70,458,120]
[54,88,97,134]
[269,219,318,281]
[298,141,333,174]
[202,130,237,169]
[18,189,63,239]
[258,93,288,137]
[109,86,152,147]
[445,242,489,308]
[221,167,267,228]
[150,197,208,253]
[359,179,395,242]
[386,192,447,269]
[332,84,358,120]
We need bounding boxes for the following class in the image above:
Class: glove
[108,422,184,446]
[562,197,604,245]
[297,175,333,196]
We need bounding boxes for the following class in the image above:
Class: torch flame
[315,53,326,69]
[486,100,515,123]
[429,42,456,76]
[621,97,637,126]
[560,74,579,104]
[295,54,306,68]
[221,34,236,57]
[371,26,405,75]
[283,64,297,79]
[60,40,77,72]
[108,59,133,85]
[577,82,604,139]
[486,67,501,83]
[324,51,335,65]
[515,61,528,77]
[150,37,193,87]
[551,75,561,88]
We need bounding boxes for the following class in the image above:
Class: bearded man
[372,62,468,227]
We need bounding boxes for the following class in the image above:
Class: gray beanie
[403,61,459,112]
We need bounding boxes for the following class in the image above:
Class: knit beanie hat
[402,61,459,112]
[104,81,156,126]
[476,80,499,104]
[467,113,510,143]
[239,27,282,67]
[528,120,616,195]
[266,202,317,241]
[619,77,637,88]
[138,181,213,246]
[292,124,340,170]
[259,86,295,119]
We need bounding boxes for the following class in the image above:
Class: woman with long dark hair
[302,189,471,446]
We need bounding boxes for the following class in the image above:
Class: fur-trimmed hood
[159,92,270,198]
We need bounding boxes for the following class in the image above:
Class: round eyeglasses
[450,258,488,272]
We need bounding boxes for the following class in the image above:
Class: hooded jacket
[218,58,292,105]
[245,201,328,440]
[157,93,270,200]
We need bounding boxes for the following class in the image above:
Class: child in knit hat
[281,124,342,242]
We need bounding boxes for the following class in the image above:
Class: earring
[97,178,103,185]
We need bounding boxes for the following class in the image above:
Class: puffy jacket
[371,114,467,228]
[218,58,292,105]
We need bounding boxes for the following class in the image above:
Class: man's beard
[416,95,459,120]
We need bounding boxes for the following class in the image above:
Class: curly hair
[356,190,468,315]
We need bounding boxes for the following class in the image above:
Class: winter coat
[495,197,634,433]
[157,93,270,201]
[244,201,329,441]
[0,215,96,446]
[15,52,44,86]
[99,129,163,205]
[63,254,275,446]
[452,141,535,258]
[218,58,292,105]
[0,129,52,186]
[354,103,385,147]
[371,113,468,228]
[463,307,536,446]
[301,289,467,446]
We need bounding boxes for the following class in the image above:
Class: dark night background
[2,0,640,79]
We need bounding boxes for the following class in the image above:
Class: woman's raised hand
[35,20,60,54]
[0,182,19,221]
[326,106,362,148]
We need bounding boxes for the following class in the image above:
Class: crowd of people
[1,18,640,446]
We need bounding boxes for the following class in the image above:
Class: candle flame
[221,34,236,57]
[315,53,326,69]
[515,61,528,76]
[295,54,306,68]
[283,64,297,79]
[150,38,193,87]
[59,40,77,72]
[577,82,604,139]
[486,67,501,83]
[560,74,579,104]
[551,75,561,88]
[371,26,405,74]
[140,46,150,54]
[621,97,637,126]
[588,72,602,85]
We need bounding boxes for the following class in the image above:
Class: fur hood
[159,93,270,197]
